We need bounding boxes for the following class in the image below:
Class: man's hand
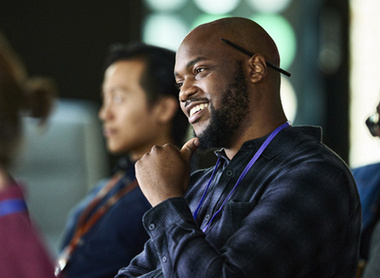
[135,138,199,207]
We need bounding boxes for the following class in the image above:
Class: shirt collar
[213,126,322,162]
[113,156,134,172]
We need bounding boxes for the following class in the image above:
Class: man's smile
[190,103,209,117]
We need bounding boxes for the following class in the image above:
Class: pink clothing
[0,183,56,278]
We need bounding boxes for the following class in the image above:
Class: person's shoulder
[352,161,380,175]
[279,126,342,164]
[0,181,25,200]
[288,125,322,141]
[278,126,355,188]
[276,125,323,154]
[90,177,112,192]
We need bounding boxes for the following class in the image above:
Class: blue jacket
[352,162,380,259]
[60,158,151,278]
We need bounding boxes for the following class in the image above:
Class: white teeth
[190,103,209,117]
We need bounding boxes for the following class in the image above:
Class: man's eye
[176,82,183,89]
[113,95,124,103]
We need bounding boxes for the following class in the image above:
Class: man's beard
[196,62,249,150]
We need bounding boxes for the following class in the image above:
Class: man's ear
[153,96,178,124]
[248,54,267,83]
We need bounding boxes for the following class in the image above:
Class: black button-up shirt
[117,126,361,278]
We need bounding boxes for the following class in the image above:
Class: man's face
[175,35,249,149]
[99,60,160,157]
[196,63,249,149]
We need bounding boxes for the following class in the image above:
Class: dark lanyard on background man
[193,121,290,232]
[54,171,138,276]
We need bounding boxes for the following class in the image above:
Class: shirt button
[148,223,155,230]
[226,170,233,176]
[162,256,167,263]
[205,214,210,221]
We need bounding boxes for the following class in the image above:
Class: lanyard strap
[192,158,221,220]
[75,171,124,230]
[55,173,138,276]
[194,121,290,232]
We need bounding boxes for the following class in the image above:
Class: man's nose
[179,79,198,103]
[98,103,111,121]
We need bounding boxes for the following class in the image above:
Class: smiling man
[116,17,361,277]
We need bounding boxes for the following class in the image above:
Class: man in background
[57,42,188,278]
[352,99,380,277]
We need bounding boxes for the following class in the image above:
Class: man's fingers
[180,137,199,162]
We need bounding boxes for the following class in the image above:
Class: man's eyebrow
[174,56,207,78]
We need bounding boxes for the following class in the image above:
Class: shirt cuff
[142,197,196,238]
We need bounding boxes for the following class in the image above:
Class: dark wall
[283,0,349,161]
[0,0,144,105]
[321,0,350,162]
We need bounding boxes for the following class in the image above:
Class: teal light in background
[191,13,232,29]
[144,0,188,12]
[246,0,292,13]
[251,14,296,70]
[142,14,188,50]
[194,0,240,15]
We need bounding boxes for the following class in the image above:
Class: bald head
[176,17,283,95]
[181,17,280,67]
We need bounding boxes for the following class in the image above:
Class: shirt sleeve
[116,235,165,277]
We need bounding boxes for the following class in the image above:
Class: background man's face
[99,60,160,157]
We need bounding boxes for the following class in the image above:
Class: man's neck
[224,119,288,160]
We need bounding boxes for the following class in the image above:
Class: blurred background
[1,0,379,256]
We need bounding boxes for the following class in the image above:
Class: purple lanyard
[193,121,290,232]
